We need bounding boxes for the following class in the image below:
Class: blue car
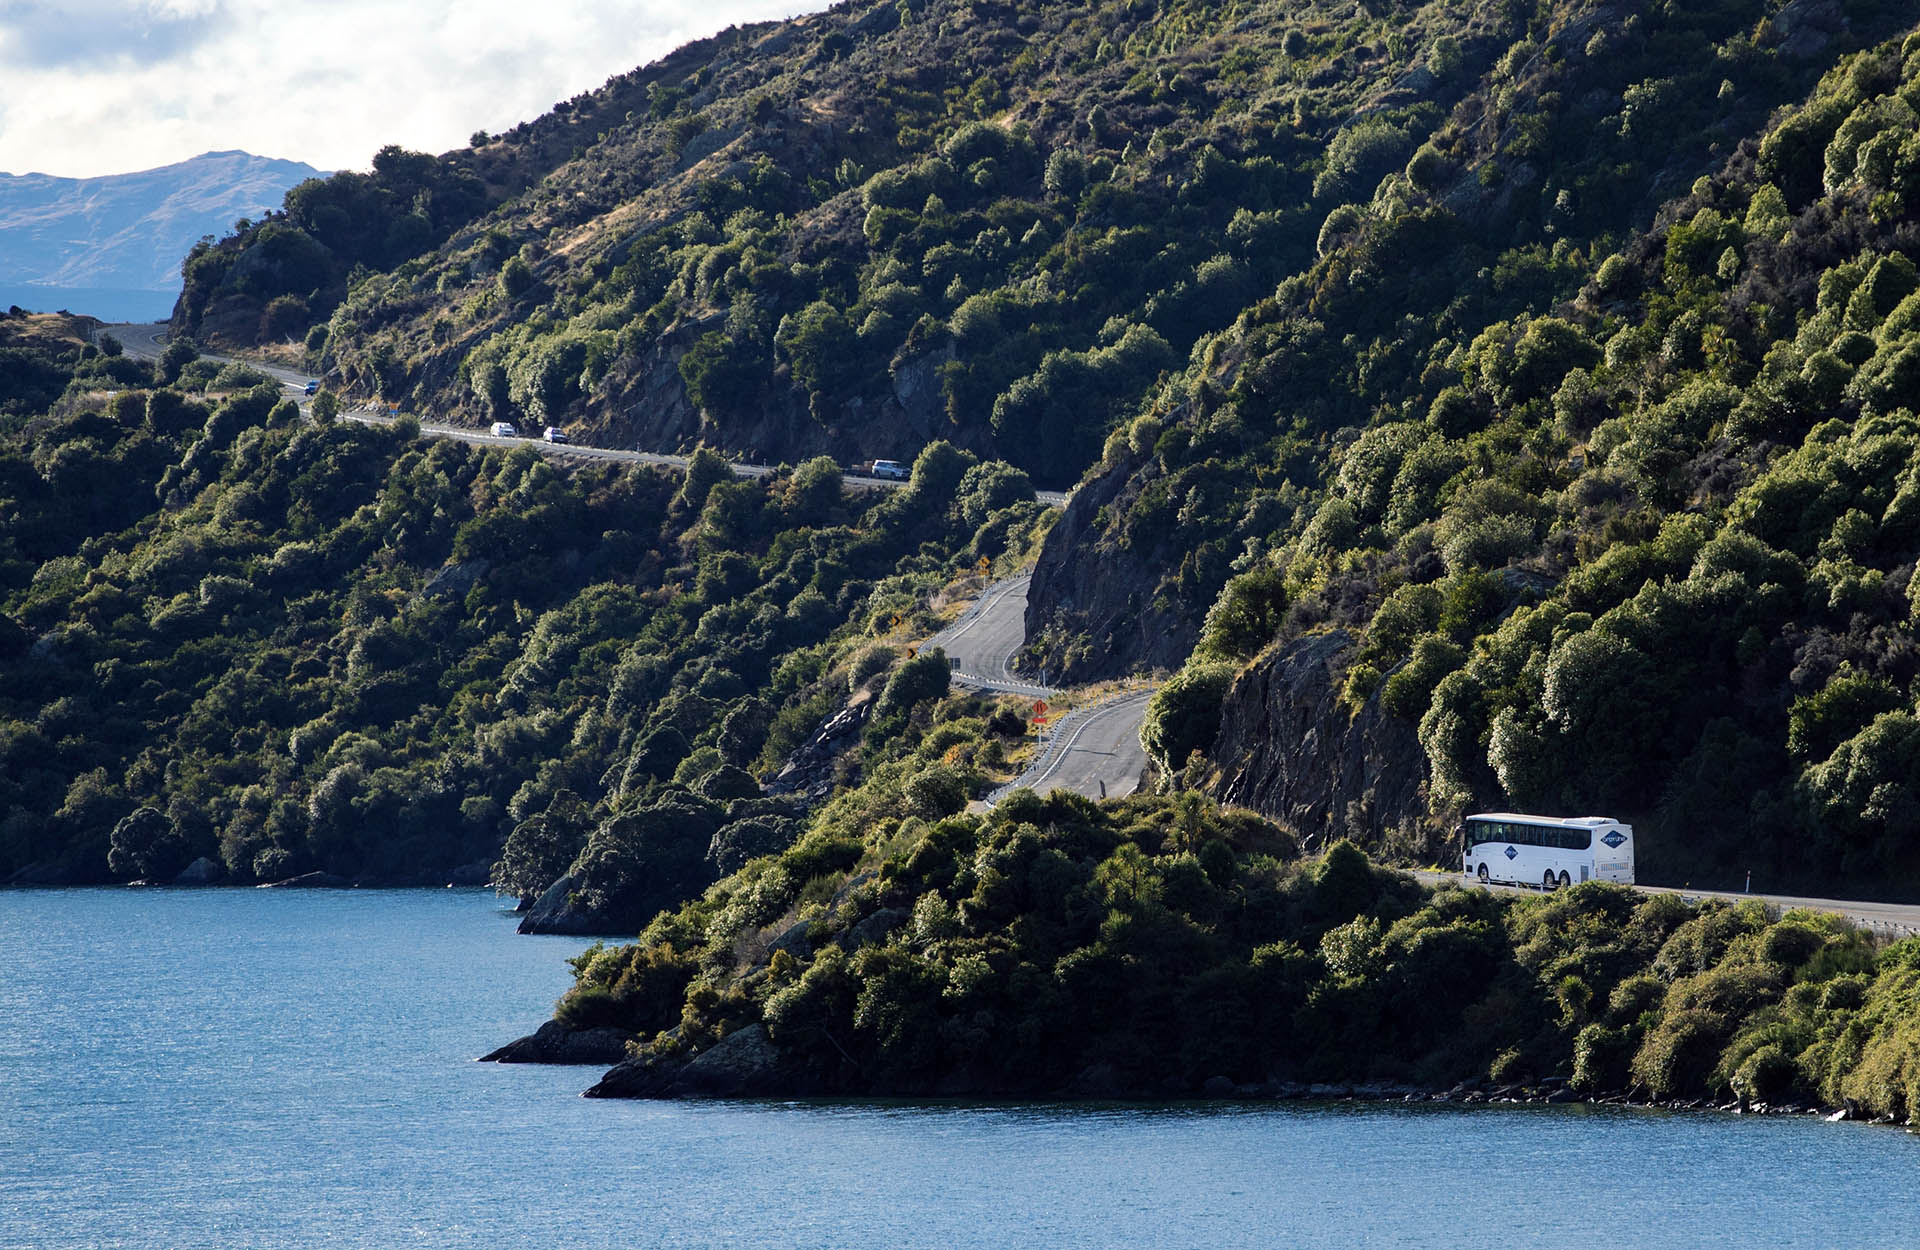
[303,380,318,396]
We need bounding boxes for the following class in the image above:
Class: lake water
[3,888,1916,1249]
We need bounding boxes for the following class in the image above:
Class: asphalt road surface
[1412,868,1920,938]
[106,324,1069,503]
[992,688,1156,804]
[926,572,1156,803]
[924,573,1048,694]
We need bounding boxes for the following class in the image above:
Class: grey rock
[582,1053,675,1099]
[765,695,871,804]
[481,1019,632,1065]
[1775,0,1845,58]
[677,123,743,171]
[514,868,655,937]
[766,920,814,959]
[845,906,908,948]
[1025,452,1198,683]
[516,872,583,934]
[1212,629,1431,854]
[889,344,955,439]
[172,856,222,886]
[1496,566,1559,599]
[422,559,488,601]
[445,860,492,887]
[673,1023,786,1096]
[1201,1075,1236,1098]
[6,861,76,886]
[585,1024,790,1099]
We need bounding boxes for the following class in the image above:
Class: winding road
[110,322,1142,796]
[929,570,1920,932]
[925,572,1156,804]
[928,570,1920,929]
[106,323,1070,503]
[104,330,1919,933]
[988,689,1157,804]
[924,574,1049,694]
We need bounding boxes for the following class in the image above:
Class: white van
[489,421,519,438]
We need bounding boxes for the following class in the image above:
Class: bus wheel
[1543,870,1557,891]
[1558,871,1572,889]
[1476,864,1489,883]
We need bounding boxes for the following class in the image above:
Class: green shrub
[848,644,898,691]
[875,648,952,720]
[1142,661,1237,773]
[1572,1022,1633,1092]
[1379,634,1464,721]
[1632,1006,1732,1098]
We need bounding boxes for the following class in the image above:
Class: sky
[0,0,826,179]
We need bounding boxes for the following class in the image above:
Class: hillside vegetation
[550,801,1920,1121]
[8,0,1920,1103]
[178,0,1920,901]
[183,0,1649,484]
[1109,17,1920,898]
[0,324,1046,918]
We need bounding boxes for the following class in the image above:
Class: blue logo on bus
[1505,845,1518,859]
[1601,831,1627,848]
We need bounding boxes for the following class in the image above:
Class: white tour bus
[1461,812,1635,889]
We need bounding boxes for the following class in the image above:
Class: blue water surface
[2,887,1915,1249]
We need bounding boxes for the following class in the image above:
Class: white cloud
[0,0,822,178]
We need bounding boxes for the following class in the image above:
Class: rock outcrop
[764,692,870,804]
[516,871,588,935]
[172,857,222,885]
[444,860,493,887]
[5,860,77,886]
[1210,630,1436,857]
[480,1019,633,1066]
[583,1023,795,1099]
[1024,453,1201,683]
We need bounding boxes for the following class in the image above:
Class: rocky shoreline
[479,1021,1917,1128]
[4,860,498,890]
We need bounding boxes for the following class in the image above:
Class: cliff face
[588,332,975,465]
[1023,452,1207,683]
[1210,630,1438,861]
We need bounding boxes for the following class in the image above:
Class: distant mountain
[0,150,322,321]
